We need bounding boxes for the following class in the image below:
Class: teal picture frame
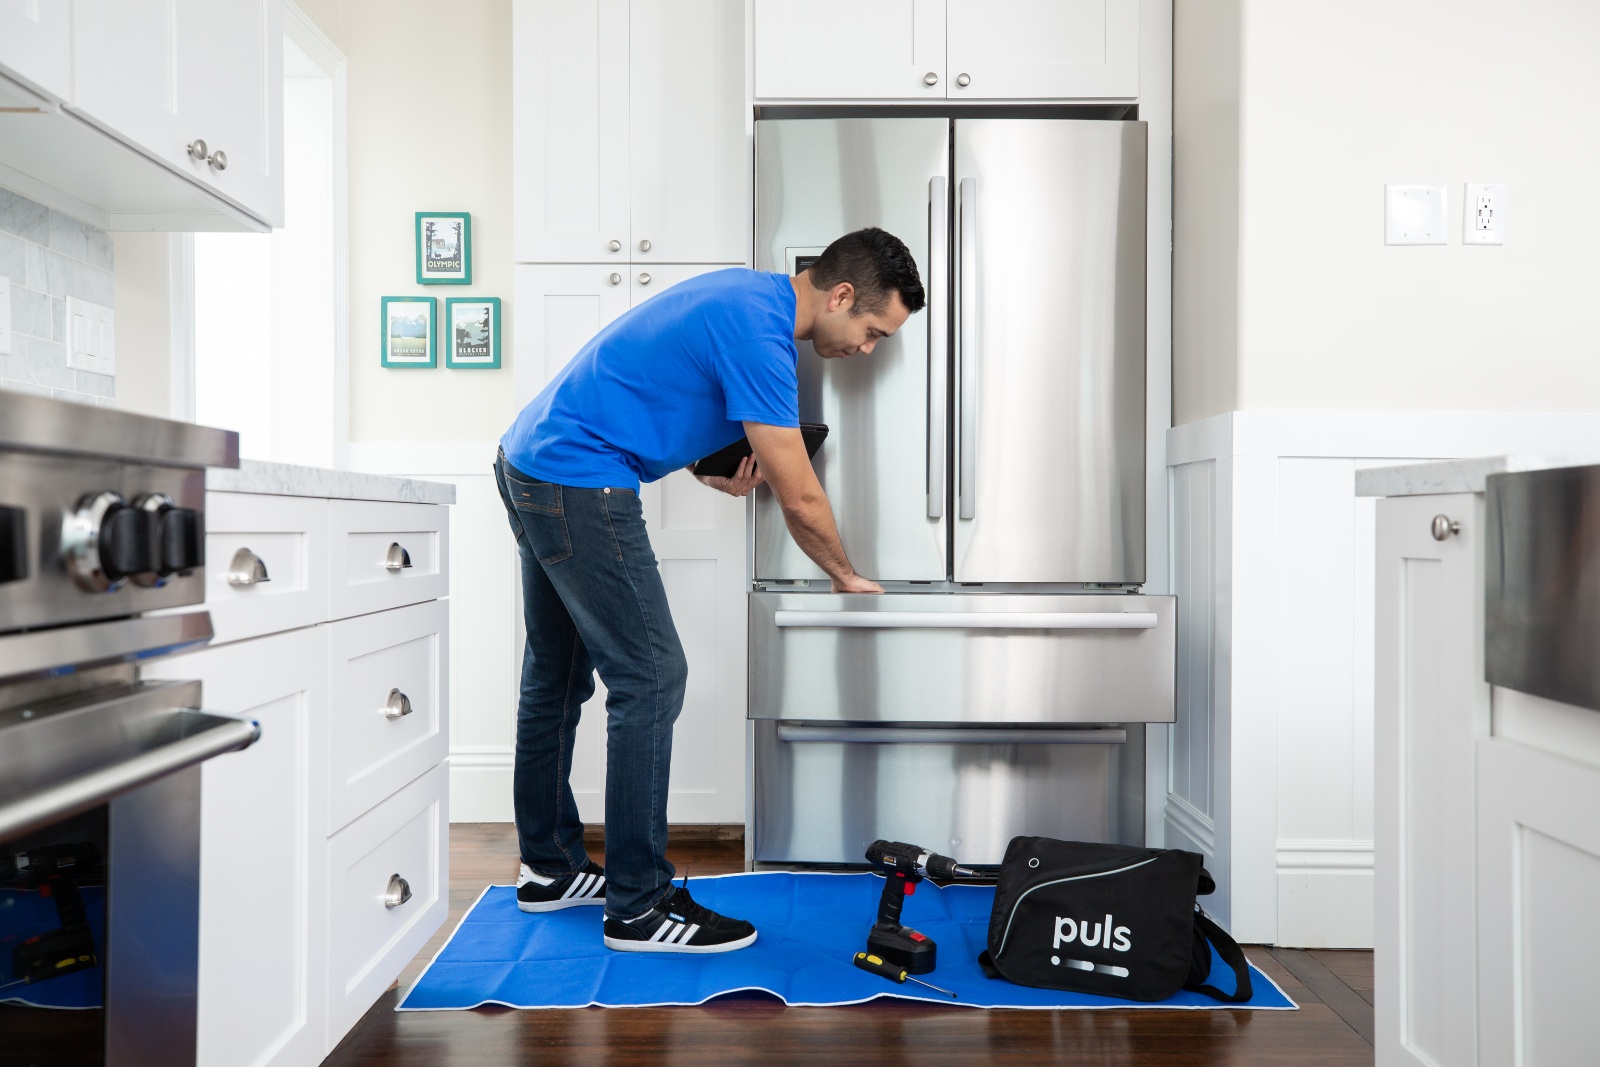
[380,296,437,368]
[415,211,471,285]
[445,296,502,369]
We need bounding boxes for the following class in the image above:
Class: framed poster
[415,212,471,284]
[380,296,437,368]
[445,297,502,369]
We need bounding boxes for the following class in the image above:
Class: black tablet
[691,423,829,479]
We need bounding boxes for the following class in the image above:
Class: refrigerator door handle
[772,610,1158,630]
[927,176,948,520]
[956,177,978,520]
[776,724,1129,745]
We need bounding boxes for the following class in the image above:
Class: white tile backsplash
[0,186,115,404]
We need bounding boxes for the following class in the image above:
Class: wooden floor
[325,825,1375,1066]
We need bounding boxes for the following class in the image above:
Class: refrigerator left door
[752,117,951,583]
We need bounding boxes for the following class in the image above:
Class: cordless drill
[863,840,976,975]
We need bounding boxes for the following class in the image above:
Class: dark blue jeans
[493,448,687,919]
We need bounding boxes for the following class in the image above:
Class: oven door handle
[772,610,1157,630]
[775,724,1127,745]
[0,683,260,842]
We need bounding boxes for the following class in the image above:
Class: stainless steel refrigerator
[749,116,1174,867]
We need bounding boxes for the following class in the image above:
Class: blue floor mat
[399,872,1296,1012]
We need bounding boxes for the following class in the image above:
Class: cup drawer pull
[385,688,413,720]
[385,543,413,573]
[384,873,412,909]
[226,547,270,587]
[773,611,1158,630]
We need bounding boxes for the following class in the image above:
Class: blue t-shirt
[501,269,801,491]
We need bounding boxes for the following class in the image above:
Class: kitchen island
[1360,455,1600,1067]
[145,459,454,1067]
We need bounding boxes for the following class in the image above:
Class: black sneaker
[603,883,757,954]
[517,860,607,913]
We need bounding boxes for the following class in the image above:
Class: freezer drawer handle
[776,724,1127,745]
[772,610,1157,630]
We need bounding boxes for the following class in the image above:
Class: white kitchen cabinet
[1373,491,1483,1067]
[754,0,1138,101]
[0,0,72,101]
[946,0,1139,99]
[66,0,284,227]
[628,0,748,263]
[513,263,631,407]
[511,0,630,263]
[144,627,330,1067]
[753,0,946,101]
[512,0,747,264]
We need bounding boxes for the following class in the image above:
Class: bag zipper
[995,856,1160,958]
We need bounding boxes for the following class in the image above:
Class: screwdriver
[853,952,958,998]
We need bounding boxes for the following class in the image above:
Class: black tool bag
[976,837,1253,1003]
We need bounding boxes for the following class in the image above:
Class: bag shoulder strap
[976,950,1001,980]
[1184,909,1254,1003]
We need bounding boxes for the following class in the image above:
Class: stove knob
[61,491,146,592]
[0,505,27,585]
[129,495,204,587]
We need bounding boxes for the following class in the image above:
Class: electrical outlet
[66,297,115,377]
[1464,183,1506,245]
[0,277,11,355]
[1385,184,1448,245]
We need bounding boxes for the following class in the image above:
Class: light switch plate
[1464,183,1506,245]
[66,296,115,377]
[1385,184,1448,245]
[0,276,11,355]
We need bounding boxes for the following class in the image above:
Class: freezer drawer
[750,593,1175,723]
[751,719,1145,865]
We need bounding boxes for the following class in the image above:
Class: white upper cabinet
[628,0,747,263]
[512,0,631,263]
[754,0,1138,101]
[70,0,284,227]
[753,0,946,102]
[946,0,1138,99]
[513,0,747,264]
[0,0,72,100]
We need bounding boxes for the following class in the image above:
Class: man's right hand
[745,421,882,595]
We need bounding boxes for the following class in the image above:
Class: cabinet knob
[638,239,651,252]
[384,873,413,909]
[923,72,938,87]
[609,272,622,285]
[637,272,651,286]
[208,149,227,172]
[385,688,413,720]
[187,139,208,162]
[226,546,270,587]
[385,542,413,572]
[955,73,971,88]
[1431,515,1461,541]
[608,239,622,253]
[187,139,227,171]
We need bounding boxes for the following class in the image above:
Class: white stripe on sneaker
[588,875,606,897]
[679,923,700,944]
[649,921,677,943]
[559,874,585,900]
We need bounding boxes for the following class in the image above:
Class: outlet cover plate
[1465,183,1506,245]
[0,276,11,355]
[1386,184,1448,245]
[66,296,115,377]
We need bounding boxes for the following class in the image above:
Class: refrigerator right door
[952,120,1148,584]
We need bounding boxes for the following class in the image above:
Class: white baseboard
[1277,871,1375,948]
[450,756,515,823]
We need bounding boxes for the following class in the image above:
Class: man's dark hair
[806,227,925,315]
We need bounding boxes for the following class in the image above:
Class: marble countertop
[1356,455,1600,498]
[207,459,456,505]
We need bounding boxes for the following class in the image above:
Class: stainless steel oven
[0,390,254,1066]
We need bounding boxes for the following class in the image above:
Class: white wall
[1174,0,1600,422]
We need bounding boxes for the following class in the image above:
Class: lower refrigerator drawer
[751,719,1145,866]
[750,592,1175,723]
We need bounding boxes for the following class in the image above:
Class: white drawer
[203,493,330,643]
[325,762,448,1043]
[329,500,449,620]
[327,600,449,833]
